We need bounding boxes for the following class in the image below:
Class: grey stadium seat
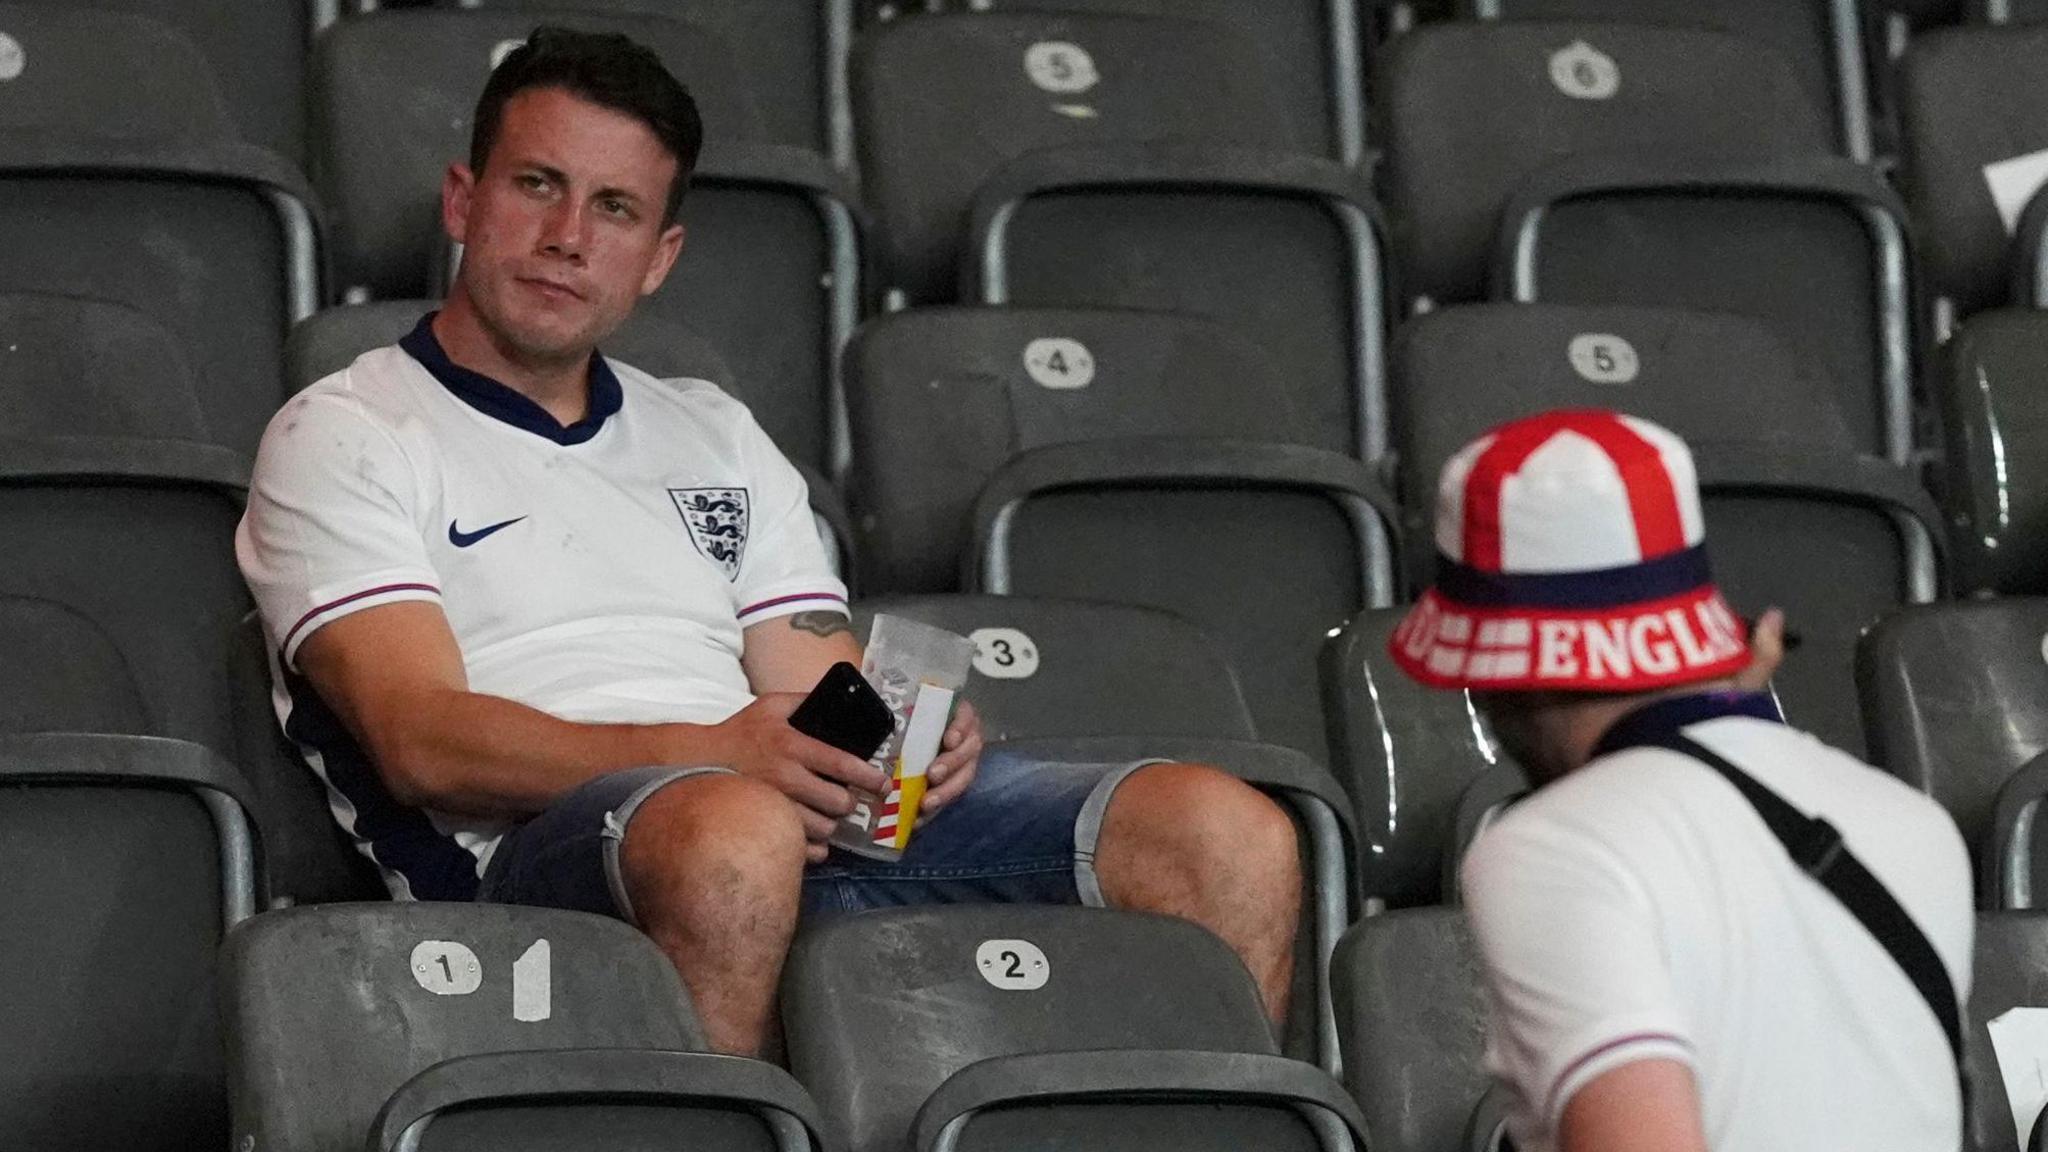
[1965,912,2048,1152]
[1391,303,1945,755]
[313,8,859,478]
[845,306,1399,766]
[1456,0,1873,161]
[1380,22,1912,464]
[1,732,259,1152]
[1332,907,1501,1152]
[6,0,312,161]
[852,594,1359,1071]
[0,3,321,456]
[900,0,1367,164]
[366,0,852,163]
[284,301,855,574]
[781,905,1367,1152]
[0,437,253,754]
[855,12,1388,460]
[1936,310,2048,594]
[1378,21,1834,306]
[1859,600,2048,909]
[224,902,825,1152]
[1320,608,1516,909]
[1901,23,2048,321]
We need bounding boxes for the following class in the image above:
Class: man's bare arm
[741,610,863,694]
[1558,1059,1709,1152]
[296,601,884,825]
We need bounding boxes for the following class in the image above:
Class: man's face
[442,86,685,366]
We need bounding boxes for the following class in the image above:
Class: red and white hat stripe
[1440,411,1704,573]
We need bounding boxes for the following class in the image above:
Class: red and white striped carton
[1390,409,1751,693]
[829,615,975,860]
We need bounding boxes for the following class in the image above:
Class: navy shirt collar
[400,312,622,446]
[1592,691,1784,760]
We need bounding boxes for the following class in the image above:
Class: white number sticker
[2038,632,2048,667]
[410,941,483,996]
[512,939,551,1023]
[0,33,24,82]
[1022,337,1095,390]
[1549,41,1620,101]
[1024,41,1099,95]
[970,627,1041,680]
[490,39,524,70]
[1567,334,1640,385]
[976,939,1050,990]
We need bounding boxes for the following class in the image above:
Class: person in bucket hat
[1400,410,1971,1152]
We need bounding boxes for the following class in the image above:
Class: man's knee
[1104,762,1301,886]
[619,772,807,919]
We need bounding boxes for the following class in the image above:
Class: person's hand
[918,698,983,824]
[1732,607,1787,693]
[700,693,890,862]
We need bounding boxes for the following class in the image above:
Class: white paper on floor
[1988,1006,2048,1149]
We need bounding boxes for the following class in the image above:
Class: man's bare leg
[1092,762,1303,1026]
[619,773,808,1055]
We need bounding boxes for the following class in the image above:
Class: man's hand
[920,698,984,822]
[703,694,891,862]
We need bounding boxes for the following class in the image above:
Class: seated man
[1392,410,1970,1152]
[236,28,1299,1056]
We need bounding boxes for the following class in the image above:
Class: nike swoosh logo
[448,516,527,548]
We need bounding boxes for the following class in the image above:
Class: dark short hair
[470,26,704,226]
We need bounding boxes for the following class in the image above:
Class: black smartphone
[787,661,895,760]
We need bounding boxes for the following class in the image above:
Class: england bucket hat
[1390,409,1751,692]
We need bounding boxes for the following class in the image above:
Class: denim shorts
[475,747,1157,923]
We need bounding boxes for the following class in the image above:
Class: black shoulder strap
[1645,732,1966,1080]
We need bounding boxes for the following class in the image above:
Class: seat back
[1518,174,1905,459]
[422,0,838,155]
[1391,302,1854,552]
[1321,608,1510,907]
[3,0,307,157]
[0,292,222,446]
[0,735,256,1152]
[782,905,1282,1152]
[0,451,250,752]
[1859,600,2048,856]
[850,595,1257,743]
[915,0,1352,160]
[1940,310,2048,594]
[853,11,1308,303]
[846,306,1307,592]
[1332,908,1494,1152]
[1377,21,1832,304]
[1901,25,2048,315]
[223,902,707,1152]
[0,5,303,455]
[1466,0,1849,154]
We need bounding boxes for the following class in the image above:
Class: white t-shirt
[1460,694,1972,1152]
[236,316,847,899]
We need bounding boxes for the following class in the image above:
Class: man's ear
[441,162,477,246]
[639,222,687,297]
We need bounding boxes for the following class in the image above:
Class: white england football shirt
[236,314,847,899]
[1460,693,1972,1152]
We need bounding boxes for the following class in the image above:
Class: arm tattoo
[789,611,853,639]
